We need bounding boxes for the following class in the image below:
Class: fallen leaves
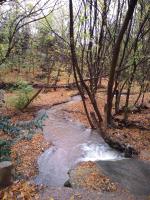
[32,89,78,109]
[11,134,50,178]
[0,180,39,200]
[69,161,117,192]
[0,130,11,141]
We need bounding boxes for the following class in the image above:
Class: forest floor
[0,80,150,199]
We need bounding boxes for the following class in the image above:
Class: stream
[35,96,123,187]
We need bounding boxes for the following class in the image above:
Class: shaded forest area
[0,0,150,199]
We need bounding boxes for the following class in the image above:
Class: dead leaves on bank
[0,181,39,200]
[11,134,50,178]
[69,161,117,192]
[0,133,50,200]
[32,89,78,109]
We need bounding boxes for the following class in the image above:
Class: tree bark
[106,0,138,125]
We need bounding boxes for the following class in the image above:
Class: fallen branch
[21,88,43,111]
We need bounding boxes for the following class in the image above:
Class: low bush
[0,140,11,162]
[8,80,34,110]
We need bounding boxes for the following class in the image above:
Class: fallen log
[0,76,105,90]
[32,76,104,89]
[32,82,78,89]
[0,82,15,90]
[32,83,74,89]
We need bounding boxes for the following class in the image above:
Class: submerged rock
[64,180,72,187]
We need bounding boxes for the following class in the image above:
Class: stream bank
[35,95,150,200]
[1,89,150,199]
[64,91,150,160]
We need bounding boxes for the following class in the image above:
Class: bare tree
[106,0,138,125]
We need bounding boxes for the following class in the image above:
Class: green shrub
[0,112,48,161]
[0,115,20,136]
[0,140,11,162]
[9,80,34,109]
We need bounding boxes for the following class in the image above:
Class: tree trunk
[106,0,137,125]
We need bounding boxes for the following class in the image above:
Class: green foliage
[0,111,48,161]
[0,140,11,162]
[15,111,48,136]
[0,116,20,136]
[0,116,16,161]
[9,81,34,110]
[0,112,48,139]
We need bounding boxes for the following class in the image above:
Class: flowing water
[35,96,123,186]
